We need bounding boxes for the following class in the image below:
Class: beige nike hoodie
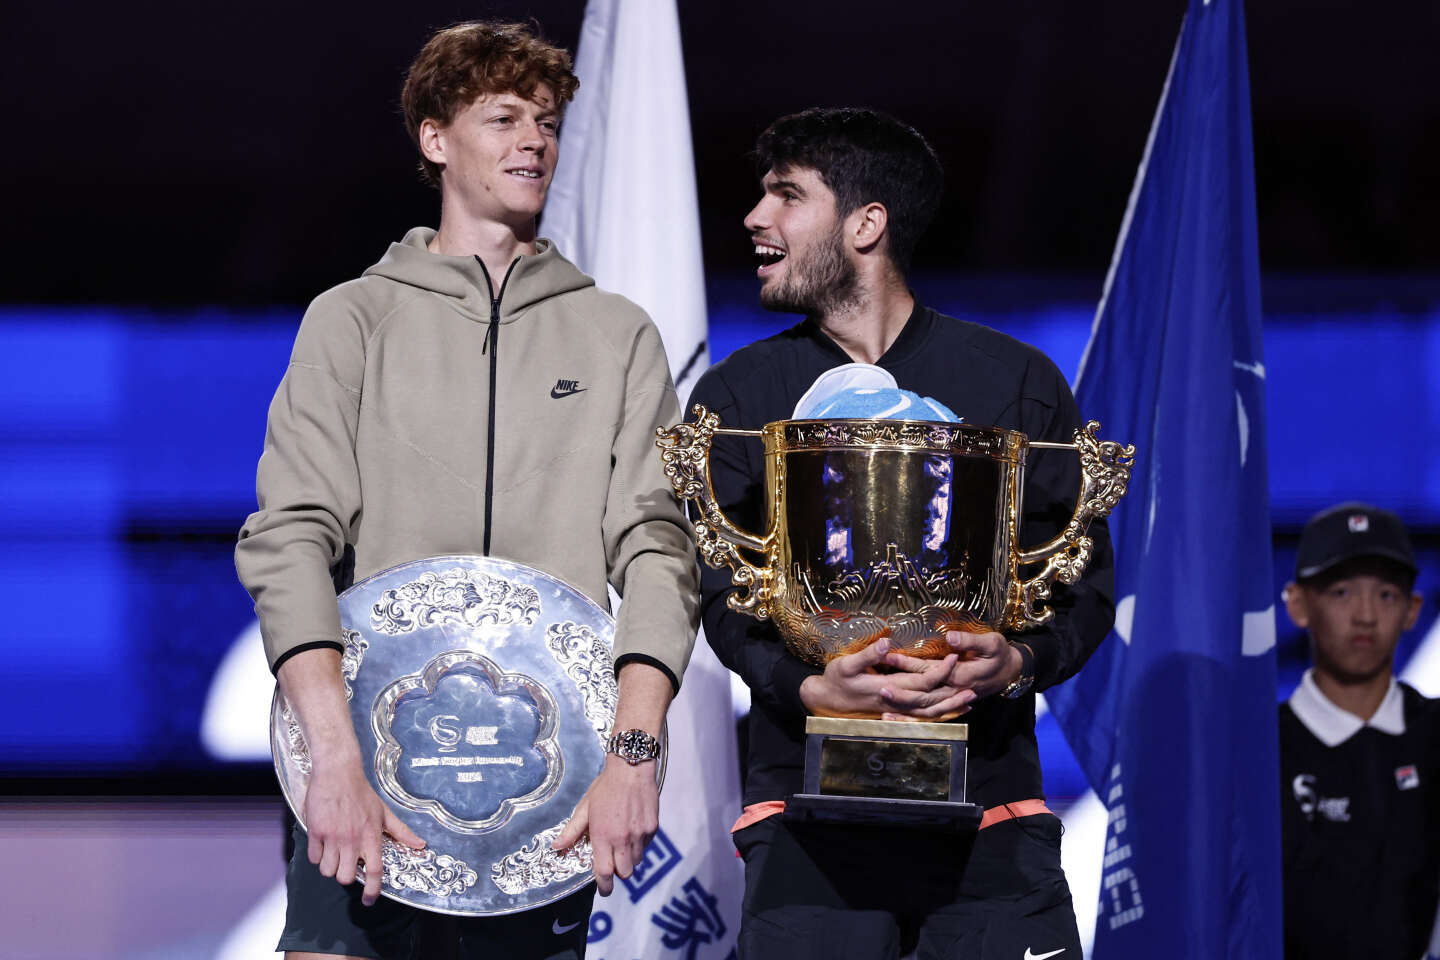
[236,227,698,686]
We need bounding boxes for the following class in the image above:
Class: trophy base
[789,717,982,832]
[785,793,983,830]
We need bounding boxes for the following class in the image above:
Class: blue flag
[1042,0,1281,956]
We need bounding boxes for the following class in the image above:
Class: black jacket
[688,304,1116,809]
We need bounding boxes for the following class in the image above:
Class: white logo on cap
[1347,515,1369,533]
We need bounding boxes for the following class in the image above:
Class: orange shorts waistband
[731,797,1053,833]
[977,798,1053,829]
[732,801,788,833]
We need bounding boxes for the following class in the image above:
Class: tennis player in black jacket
[689,107,1115,960]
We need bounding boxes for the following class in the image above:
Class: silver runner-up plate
[270,555,664,916]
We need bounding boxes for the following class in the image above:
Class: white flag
[545,3,742,959]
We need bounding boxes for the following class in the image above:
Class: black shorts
[732,813,1080,960]
[278,823,595,959]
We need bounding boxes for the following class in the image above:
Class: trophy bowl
[657,407,1134,666]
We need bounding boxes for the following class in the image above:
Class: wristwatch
[1000,640,1036,700]
[605,728,661,765]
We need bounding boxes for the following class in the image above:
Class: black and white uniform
[1279,669,1440,960]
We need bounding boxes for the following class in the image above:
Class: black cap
[1295,502,1417,581]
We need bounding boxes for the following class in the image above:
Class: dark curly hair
[755,108,943,273]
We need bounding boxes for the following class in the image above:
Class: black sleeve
[1007,358,1116,690]
[689,368,821,716]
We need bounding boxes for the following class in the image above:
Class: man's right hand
[304,753,426,906]
[799,638,976,720]
[277,646,425,906]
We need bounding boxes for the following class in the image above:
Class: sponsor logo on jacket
[1292,773,1351,822]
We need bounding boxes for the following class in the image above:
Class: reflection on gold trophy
[656,406,1135,827]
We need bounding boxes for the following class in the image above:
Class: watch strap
[1001,640,1036,699]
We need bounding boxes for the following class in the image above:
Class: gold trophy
[656,406,1134,827]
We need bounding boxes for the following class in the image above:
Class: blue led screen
[3,279,1437,781]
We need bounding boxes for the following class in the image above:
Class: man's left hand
[939,630,1023,697]
[552,754,659,896]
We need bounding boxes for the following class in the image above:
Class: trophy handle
[656,404,775,619]
[1011,421,1135,629]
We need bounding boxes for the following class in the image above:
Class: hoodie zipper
[475,255,521,557]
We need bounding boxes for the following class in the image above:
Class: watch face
[612,730,658,762]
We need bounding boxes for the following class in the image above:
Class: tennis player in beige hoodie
[235,21,698,959]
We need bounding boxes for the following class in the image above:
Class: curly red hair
[402,21,579,187]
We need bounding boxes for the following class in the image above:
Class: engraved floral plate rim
[270,554,634,917]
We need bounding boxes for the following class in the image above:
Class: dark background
[3,1,1438,792]
[6,0,1438,305]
